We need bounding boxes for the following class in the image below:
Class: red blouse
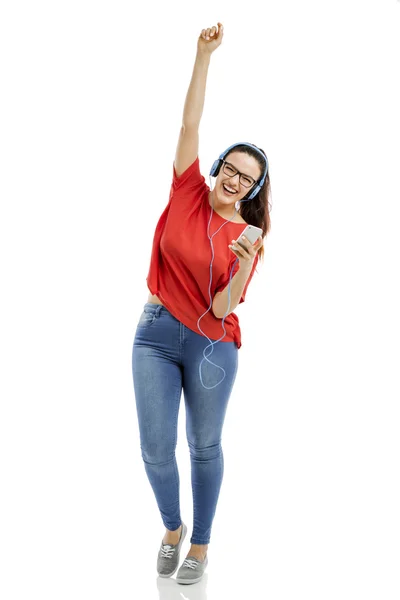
[146,156,258,349]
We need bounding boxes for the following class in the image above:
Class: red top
[146,156,259,349]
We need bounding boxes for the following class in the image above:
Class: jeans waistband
[143,302,169,314]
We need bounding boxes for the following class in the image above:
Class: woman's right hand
[197,23,224,55]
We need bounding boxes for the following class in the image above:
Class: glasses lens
[240,175,254,188]
[223,163,237,176]
[223,162,254,188]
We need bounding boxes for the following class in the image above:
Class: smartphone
[233,224,263,252]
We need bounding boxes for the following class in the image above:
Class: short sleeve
[214,255,259,305]
[171,156,206,194]
[239,256,258,304]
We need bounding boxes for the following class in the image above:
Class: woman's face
[215,151,263,208]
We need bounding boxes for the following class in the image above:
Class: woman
[132,22,271,585]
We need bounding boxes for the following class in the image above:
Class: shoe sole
[176,574,204,584]
[157,522,187,578]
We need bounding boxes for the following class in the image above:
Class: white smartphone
[233,224,263,252]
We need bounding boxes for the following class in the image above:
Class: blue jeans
[131,302,239,545]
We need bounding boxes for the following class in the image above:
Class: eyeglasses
[221,160,257,188]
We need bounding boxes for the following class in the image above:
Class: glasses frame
[221,159,257,188]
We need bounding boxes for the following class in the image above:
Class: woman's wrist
[196,47,212,62]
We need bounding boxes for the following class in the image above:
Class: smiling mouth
[222,184,238,195]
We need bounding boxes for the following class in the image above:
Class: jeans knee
[141,441,175,466]
[188,440,222,461]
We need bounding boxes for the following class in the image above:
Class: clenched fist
[197,22,224,55]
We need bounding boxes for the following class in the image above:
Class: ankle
[188,543,208,560]
[168,524,182,535]
[163,524,182,544]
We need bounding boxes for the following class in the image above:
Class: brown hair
[226,144,272,263]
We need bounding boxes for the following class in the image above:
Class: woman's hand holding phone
[229,225,263,270]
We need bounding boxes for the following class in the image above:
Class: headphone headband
[209,142,268,200]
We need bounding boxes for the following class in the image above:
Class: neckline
[207,189,247,225]
[210,203,247,225]
[212,208,247,225]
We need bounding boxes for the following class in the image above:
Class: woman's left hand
[229,235,263,269]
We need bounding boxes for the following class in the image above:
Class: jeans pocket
[137,305,159,327]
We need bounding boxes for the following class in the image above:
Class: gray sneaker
[176,554,208,585]
[157,522,187,578]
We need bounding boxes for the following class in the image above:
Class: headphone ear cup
[247,183,261,200]
[210,159,222,177]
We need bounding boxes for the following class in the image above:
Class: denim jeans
[131,302,239,545]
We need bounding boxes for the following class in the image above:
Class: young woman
[132,22,271,585]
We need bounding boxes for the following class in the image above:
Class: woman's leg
[181,330,239,546]
[132,304,184,531]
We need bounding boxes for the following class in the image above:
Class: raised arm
[174,23,224,177]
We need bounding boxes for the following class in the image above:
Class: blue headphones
[209,142,269,199]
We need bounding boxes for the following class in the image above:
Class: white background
[1,1,399,598]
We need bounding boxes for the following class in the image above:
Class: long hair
[226,144,272,263]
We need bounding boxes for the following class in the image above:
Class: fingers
[207,26,216,39]
[233,236,263,253]
[229,234,263,263]
[229,243,244,257]
[201,23,223,41]
[230,239,250,256]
